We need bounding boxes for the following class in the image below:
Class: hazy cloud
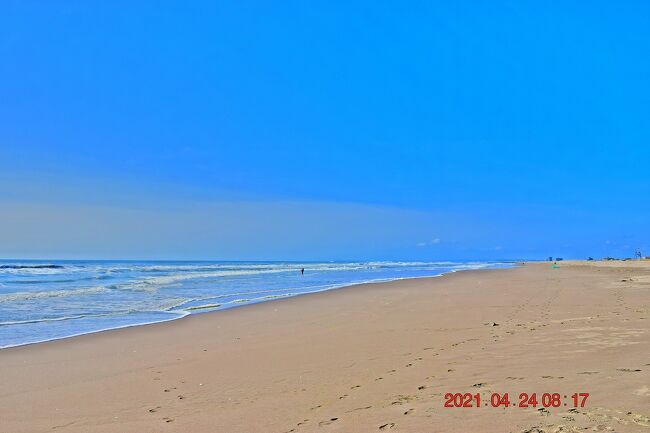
[417,238,441,247]
[0,200,470,260]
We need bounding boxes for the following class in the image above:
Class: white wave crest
[114,268,298,292]
[0,286,109,303]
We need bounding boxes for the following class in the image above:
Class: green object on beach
[551,265,560,269]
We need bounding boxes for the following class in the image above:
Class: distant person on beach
[301,268,304,275]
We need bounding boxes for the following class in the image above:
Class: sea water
[0,260,511,348]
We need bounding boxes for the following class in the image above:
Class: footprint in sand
[627,412,650,427]
[403,409,413,415]
[582,407,650,428]
[318,418,338,426]
[521,427,544,433]
[339,394,349,399]
[351,385,361,389]
[148,406,161,413]
[379,422,396,430]
[390,395,416,405]
[617,368,642,372]
[51,421,77,430]
[346,406,372,413]
[162,417,174,423]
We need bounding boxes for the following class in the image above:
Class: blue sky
[1,1,649,260]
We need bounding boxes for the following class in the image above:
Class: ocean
[0,260,512,348]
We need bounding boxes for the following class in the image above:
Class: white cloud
[417,238,441,247]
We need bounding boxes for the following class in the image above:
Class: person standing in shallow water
[301,268,304,275]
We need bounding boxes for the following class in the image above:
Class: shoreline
[0,263,511,351]
[2,261,649,433]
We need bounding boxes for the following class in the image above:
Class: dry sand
[1,261,650,433]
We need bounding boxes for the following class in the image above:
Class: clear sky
[1,1,649,261]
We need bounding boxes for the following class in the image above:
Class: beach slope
[1,262,649,432]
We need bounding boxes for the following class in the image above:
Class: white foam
[0,286,109,303]
[114,268,301,292]
[0,310,189,349]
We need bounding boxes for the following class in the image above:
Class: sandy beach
[1,261,649,433]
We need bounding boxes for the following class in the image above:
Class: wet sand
[1,261,649,432]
